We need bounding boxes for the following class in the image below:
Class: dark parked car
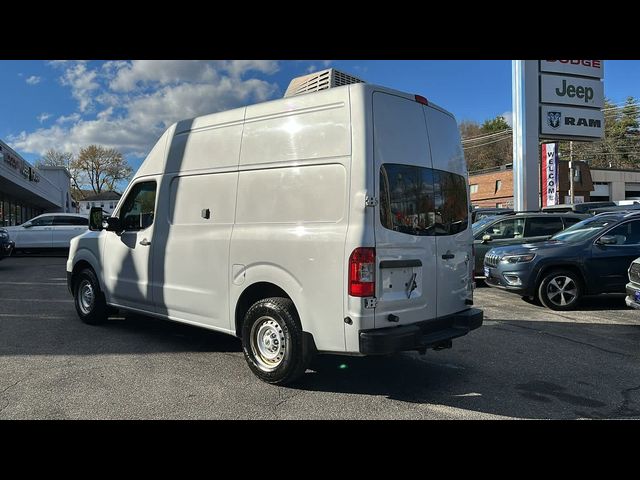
[484,211,640,310]
[625,257,640,309]
[473,212,587,277]
[541,201,616,214]
[471,207,513,223]
[0,228,14,261]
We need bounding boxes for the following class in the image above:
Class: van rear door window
[380,164,468,236]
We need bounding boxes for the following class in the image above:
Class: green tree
[558,97,640,169]
[460,115,512,172]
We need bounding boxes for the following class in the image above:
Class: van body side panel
[424,107,473,317]
[343,85,376,353]
[150,115,244,331]
[240,89,350,167]
[372,91,439,329]
[134,126,174,178]
[232,89,351,352]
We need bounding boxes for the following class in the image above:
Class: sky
[1,60,639,173]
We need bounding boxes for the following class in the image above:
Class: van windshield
[379,163,468,236]
[551,216,620,243]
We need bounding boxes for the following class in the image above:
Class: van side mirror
[105,216,122,233]
[597,235,617,246]
[482,234,492,243]
[89,207,104,231]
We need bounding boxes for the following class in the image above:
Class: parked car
[541,201,616,214]
[471,207,513,223]
[0,228,14,261]
[473,212,587,278]
[484,211,640,310]
[66,77,483,385]
[625,257,640,309]
[4,213,89,251]
[588,205,640,215]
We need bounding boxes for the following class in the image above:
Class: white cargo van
[66,70,483,385]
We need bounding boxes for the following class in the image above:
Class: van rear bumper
[359,308,483,355]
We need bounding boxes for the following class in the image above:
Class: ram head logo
[547,111,561,129]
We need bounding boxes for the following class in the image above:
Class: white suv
[5,213,88,250]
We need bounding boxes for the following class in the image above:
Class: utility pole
[569,141,575,204]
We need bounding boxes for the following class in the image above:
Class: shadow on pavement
[2,306,639,419]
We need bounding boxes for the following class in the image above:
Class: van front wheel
[241,297,310,385]
[73,268,108,325]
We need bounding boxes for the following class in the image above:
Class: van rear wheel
[73,268,108,325]
[241,297,311,385]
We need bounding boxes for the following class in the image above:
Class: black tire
[241,297,312,385]
[538,269,582,311]
[73,268,108,325]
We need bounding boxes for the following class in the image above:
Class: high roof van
[66,71,483,385]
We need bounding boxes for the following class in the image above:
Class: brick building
[469,162,594,208]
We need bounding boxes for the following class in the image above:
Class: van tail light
[349,247,376,297]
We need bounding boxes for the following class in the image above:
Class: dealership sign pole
[512,60,604,210]
[512,60,540,211]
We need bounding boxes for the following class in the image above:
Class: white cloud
[37,113,51,123]
[10,60,281,159]
[56,113,81,124]
[26,75,42,85]
[108,60,279,92]
[501,111,513,127]
[222,60,279,78]
[109,60,218,92]
[60,62,99,112]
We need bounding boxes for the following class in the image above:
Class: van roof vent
[284,68,365,98]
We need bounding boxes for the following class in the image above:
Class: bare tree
[36,149,84,197]
[73,145,133,194]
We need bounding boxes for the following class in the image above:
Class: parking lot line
[0,298,73,303]
[0,282,66,286]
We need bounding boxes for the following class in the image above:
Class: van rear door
[424,106,472,317]
[372,92,438,328]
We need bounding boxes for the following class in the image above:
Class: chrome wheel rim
[78,279,95,315]
[250,316,286,372]
[546,276,577,307]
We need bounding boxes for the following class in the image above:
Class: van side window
[118,181,157,231]
[380,164,468,236]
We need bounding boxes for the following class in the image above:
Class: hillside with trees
[460,96,640,172]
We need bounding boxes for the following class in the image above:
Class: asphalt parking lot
[1,255,639,419]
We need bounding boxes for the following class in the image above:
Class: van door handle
[139,238,151,246]
[442,253,455,260]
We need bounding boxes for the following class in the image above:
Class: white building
[77,191,122,216]
[0,139,72,226]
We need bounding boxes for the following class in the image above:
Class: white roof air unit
[284,68,365,98]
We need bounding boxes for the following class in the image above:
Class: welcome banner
[541,143,559,207]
